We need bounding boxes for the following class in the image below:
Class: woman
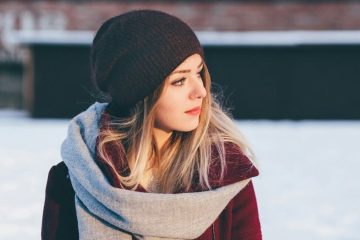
[41,9,262,240]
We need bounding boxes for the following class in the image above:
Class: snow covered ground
[0,109,359,240]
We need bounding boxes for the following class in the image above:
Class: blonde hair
[97,62,257,193]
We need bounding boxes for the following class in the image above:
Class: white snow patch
[0,111,359,240]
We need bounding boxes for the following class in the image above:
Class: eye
[171,71,202,86]
[172,78,185,86]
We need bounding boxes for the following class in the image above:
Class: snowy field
[0,109,359,240]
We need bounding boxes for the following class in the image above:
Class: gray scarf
[61,102,250,240]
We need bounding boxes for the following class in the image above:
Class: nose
[190,78,207,99]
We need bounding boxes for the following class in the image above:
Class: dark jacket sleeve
[41,162,78,240]
[231,180,262,240]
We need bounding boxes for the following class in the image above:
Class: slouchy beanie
[90,9,205,116]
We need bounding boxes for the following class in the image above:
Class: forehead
[174,54,203,70]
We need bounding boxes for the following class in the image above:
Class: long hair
[97,62,257,193]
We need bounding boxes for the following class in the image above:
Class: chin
[178,123,199,132]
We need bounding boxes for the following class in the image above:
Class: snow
[238,120,360,240]
[0,110,359,240]
[8,30,360,46]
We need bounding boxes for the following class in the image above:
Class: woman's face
[154,53,207,133]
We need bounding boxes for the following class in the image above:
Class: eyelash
[172,72,202,86]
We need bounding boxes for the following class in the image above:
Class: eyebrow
[170,60,204,75]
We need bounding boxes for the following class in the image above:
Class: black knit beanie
[90,9,205,117]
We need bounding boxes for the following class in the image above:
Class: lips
[185,106,201,113]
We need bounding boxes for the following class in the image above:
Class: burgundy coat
[41,113,262,240]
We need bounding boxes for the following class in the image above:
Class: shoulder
[51,161,69,175]
[45,161,74,201]
[47,161,69,185]
[42,162,78,239]
[209,142,259,187]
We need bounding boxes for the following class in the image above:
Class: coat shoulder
[42,161,78,239]
[209,142,259,187]
[45,161,74,201]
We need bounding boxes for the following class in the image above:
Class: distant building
[1,1,360,119]
[2,0,360,62]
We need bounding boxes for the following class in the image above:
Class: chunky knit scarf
[61,102,251,240]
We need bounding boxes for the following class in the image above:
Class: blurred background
[0,0,359,239]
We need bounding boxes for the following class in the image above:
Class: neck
[153,127,172,151]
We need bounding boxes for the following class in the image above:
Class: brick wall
[2,1,360,60]
[1,1,360,32]
[1,1,360,60]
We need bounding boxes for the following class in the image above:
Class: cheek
[155,92,183,129]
